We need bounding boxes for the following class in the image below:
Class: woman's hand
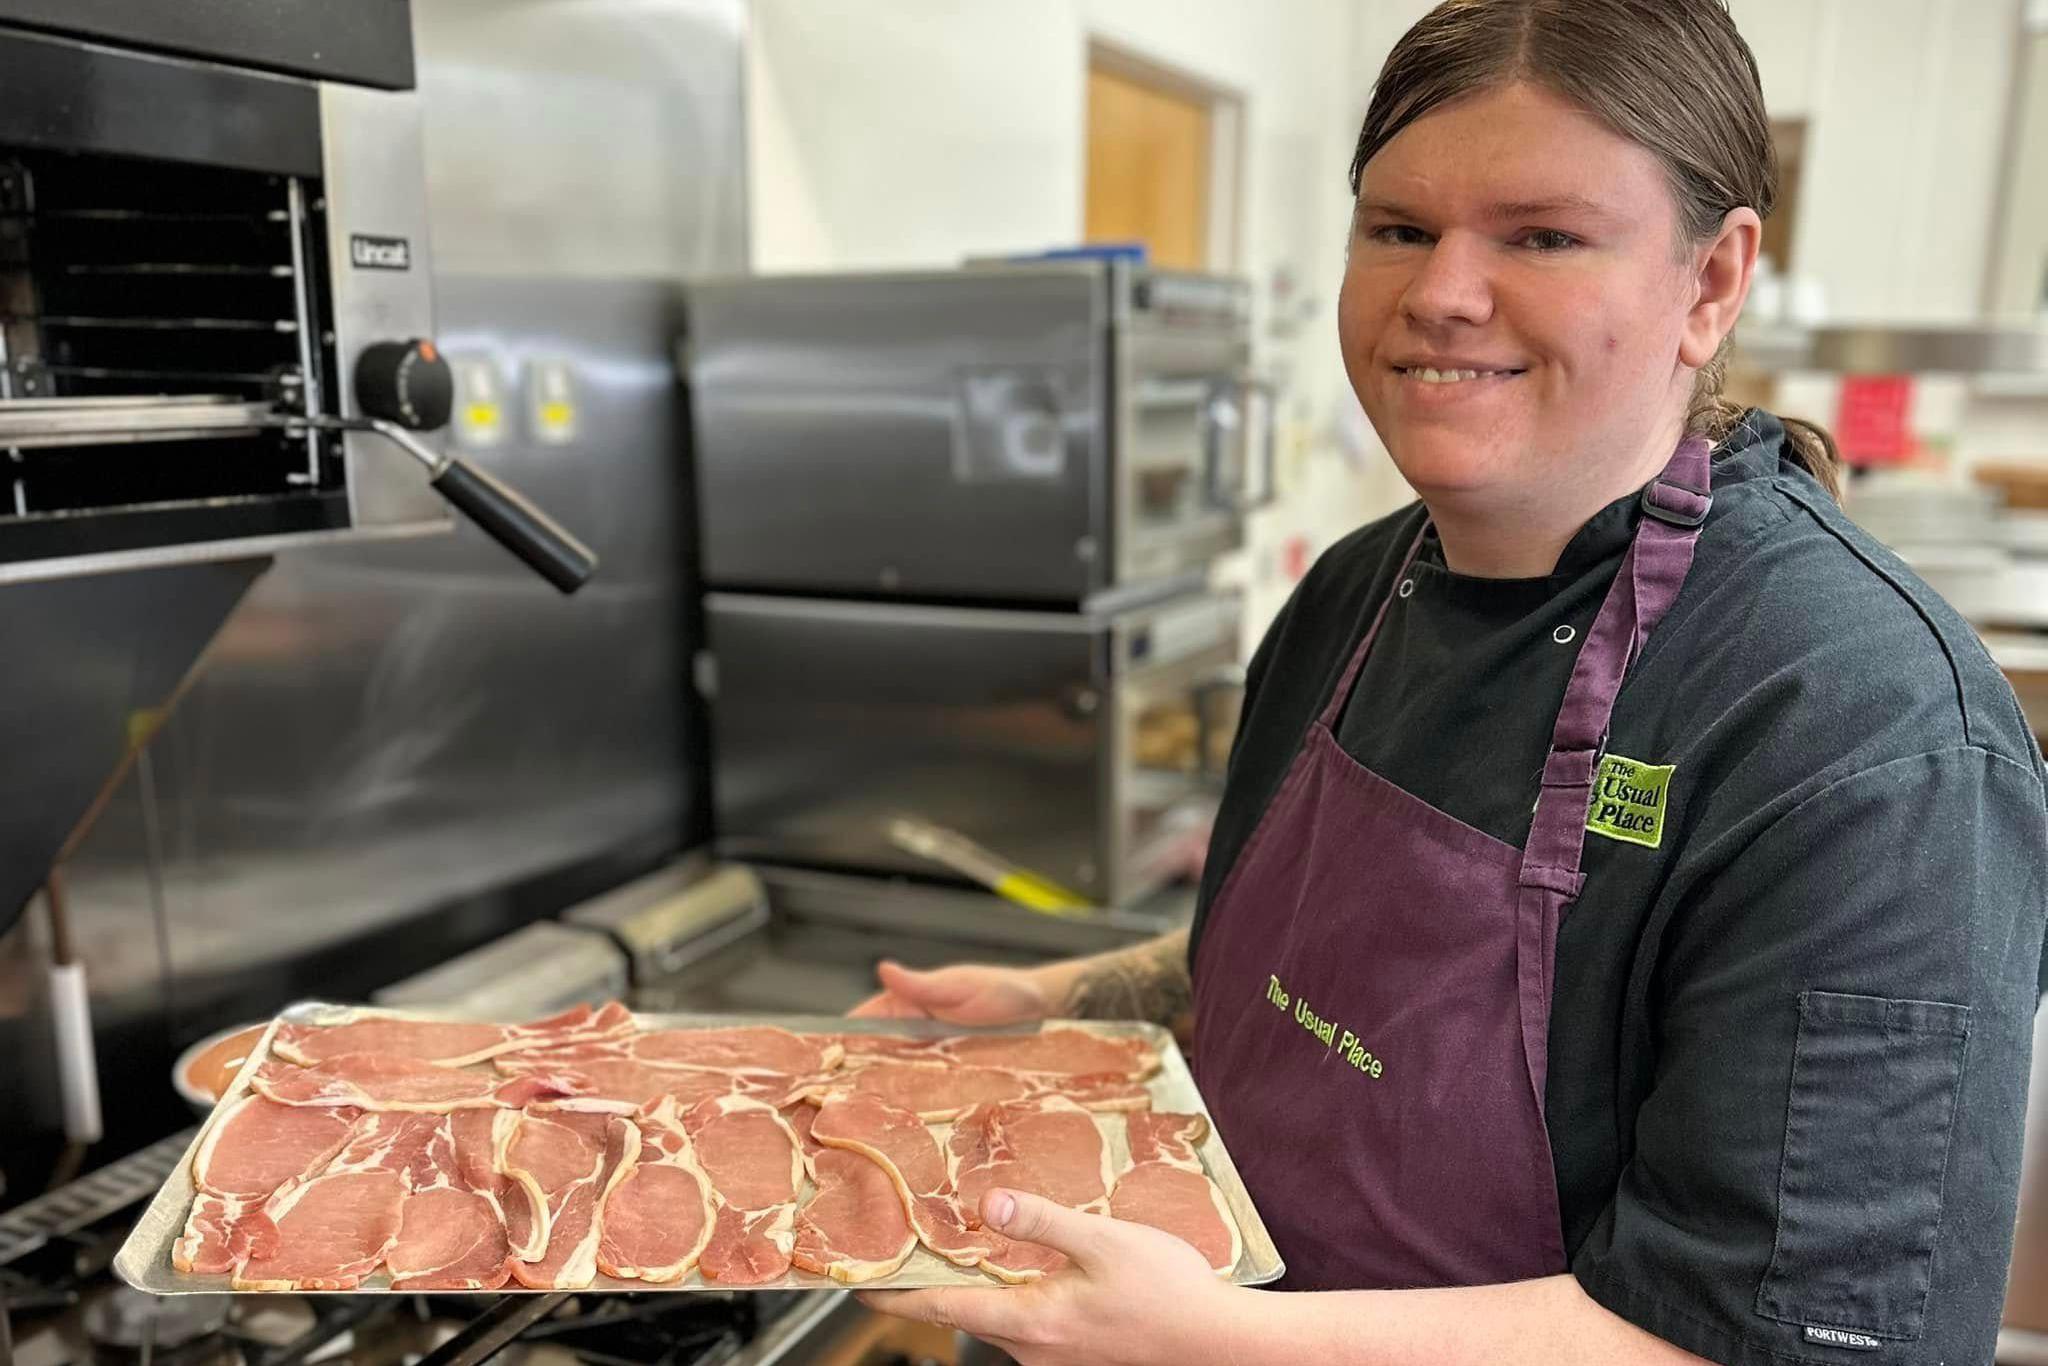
[847,958,1061,1025]
[859,1188,1244,1366]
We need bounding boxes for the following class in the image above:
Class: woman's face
[1339,82,1709,509]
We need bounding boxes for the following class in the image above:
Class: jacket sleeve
[1572,745,2048,1366]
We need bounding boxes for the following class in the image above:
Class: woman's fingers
[982,1189,1123,1274]
[846,989,930,1019]
[875,959,976,1008]
[849,959,1059,1026]
[858,1286,1034,1344]
[846,960,974,1019]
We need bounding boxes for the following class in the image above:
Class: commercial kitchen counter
[1984,632,2048,742]
[633,863,1192,1016]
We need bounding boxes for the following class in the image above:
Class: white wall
[1750,0,2022,322]
[745,0,1393,638]
[1991,31,2048,317]
[747,3,1082,270]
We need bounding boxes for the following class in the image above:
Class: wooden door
[1085,62,1211,270]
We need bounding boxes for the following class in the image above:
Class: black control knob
[354,339,454,431]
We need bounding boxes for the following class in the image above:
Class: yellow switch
[528,359,578,444]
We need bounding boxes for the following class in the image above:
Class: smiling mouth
[1393,365,1527,384]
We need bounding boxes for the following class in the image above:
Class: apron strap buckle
[1641,477,1711,528]
[1540,747,1600,789]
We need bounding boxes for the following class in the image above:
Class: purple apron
[1192,438,1712,1291]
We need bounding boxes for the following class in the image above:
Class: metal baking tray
[116,1003,1283,1293]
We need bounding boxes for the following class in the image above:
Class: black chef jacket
[1189,411,2048,1365]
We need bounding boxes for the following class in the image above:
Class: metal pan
[115,1003,1283,1294]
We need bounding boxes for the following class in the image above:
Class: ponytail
[1686,340,1844,502]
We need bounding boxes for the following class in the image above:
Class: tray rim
[115,1002,1283,1295]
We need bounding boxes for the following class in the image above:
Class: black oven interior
[0,144,350,564]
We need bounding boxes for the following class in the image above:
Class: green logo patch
[1586,752,1674,849]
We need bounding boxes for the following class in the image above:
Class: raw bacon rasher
[804,1061,1150,1122]
[172,1097,357,1275]
[448,1109,547,1261]
[681,1093,805,1285]
[508,1114,639,1290]
[231,1169,408,1291]
[809,1093,1061,1283]
[835,1025,1156,1081]
[1108,1112,1240,1275]
[499,1025,839,1079]
[948,1097,1113,1219]
[596,1097,716,1283]
[379,1116,517,1291]
[791,1147,917,1284]
[254,1054,577,1112]
[273,1002,634,1068]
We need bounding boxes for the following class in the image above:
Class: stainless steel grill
[0,1129,194,1269]
[0,27,593,592]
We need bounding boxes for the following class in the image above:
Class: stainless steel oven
[703,588,1242,907]
[0,14,591,591]
[684,262,1270,605]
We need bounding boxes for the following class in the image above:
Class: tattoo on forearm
[1061,929,1193,1030]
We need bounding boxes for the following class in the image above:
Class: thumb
[876,960,980,1009]
[980,1188,1116,1272]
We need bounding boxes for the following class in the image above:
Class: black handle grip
[431,457,597,594]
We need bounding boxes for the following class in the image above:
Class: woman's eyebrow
[1354,197,1424,221]
[1483,194,1617,222]
[1356,193,1621,224]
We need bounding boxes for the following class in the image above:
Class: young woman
[854,2,2048,1363]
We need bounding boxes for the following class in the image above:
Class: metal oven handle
[1203,374,1278,514]
[332,339,597,594]
[298,413,597,595]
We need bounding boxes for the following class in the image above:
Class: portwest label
[1802,1325,1880,1352]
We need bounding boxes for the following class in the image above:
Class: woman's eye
[1519,229,1580,252]
[1367,224,1433,247]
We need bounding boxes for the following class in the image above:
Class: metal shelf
[1735,323,2048,376]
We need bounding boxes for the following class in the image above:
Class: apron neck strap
[1316,521,1429,731]
[1520,435,1713,892]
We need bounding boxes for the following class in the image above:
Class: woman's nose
[1399,235,1494,329]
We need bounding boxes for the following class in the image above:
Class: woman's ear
[1679,206,1762,369]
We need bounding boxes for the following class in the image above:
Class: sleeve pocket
[1755,990,1971,1341]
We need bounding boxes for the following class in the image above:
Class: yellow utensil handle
[993,872,1094,916]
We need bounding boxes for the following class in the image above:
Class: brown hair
[1352,0,1842,499]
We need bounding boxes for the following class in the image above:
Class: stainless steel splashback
[125,272,700,952]
[0,275,705,1173]
[0,563,267,935]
